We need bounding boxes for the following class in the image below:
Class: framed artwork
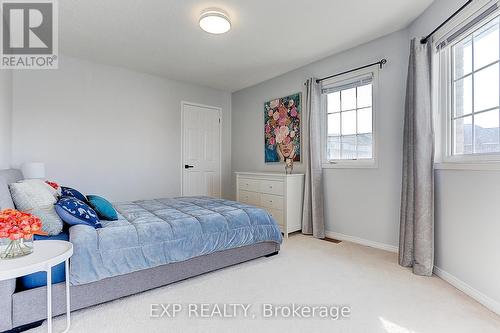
[264,92,301,163]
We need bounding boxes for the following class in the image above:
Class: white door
[182,102,221,197]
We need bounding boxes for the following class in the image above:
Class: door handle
[184,164,194,169]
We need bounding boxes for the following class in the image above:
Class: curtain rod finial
[380,59,387,68]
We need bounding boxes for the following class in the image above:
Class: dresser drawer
[267,208,283,226]
[239,178,260,192]
[236,172,304,239]
[260,193,283,210]
[239,190,260,206]
[259,180,284,196]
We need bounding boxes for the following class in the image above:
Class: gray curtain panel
[399,39,435,276]
[302,78,325,239]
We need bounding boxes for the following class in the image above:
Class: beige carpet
[29,234,500,333]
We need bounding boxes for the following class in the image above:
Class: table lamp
[21,162,46,179]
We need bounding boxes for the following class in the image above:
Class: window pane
[322,75,375,162]
[473,18,499,70]
[328,92,340,113]
[341,110,356,135]
[358,107,372,134]
[474,63,499,112]
[328,113,340,135]
[474,109,500,154]
[341,88,356,110]
[454,116,473,155]
[341,135,357,159]
[357,134,373,159]
[454,76,472,117]
[327,136,341,160]
[357,84,372,108]
[454,36,472,79]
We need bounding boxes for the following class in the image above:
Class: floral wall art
[264,93,301,163]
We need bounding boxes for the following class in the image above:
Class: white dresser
[235,172,304,238]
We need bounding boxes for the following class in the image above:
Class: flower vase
[285,158,294,174]
[0,236,34,259]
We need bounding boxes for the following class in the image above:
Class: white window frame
[435,0,500,170]
[320,67,379,169]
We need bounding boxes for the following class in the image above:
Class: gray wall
[232,0,500,309]
[410,0,500,308]
[11,55,232,201]
[0,70,12,169]
[232,30,409,247]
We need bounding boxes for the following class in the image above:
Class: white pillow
[20,179,59,199]
[9,181,57,211]
[26,205,63,235]
[9,181,63,235]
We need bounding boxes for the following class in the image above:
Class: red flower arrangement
[0,209,44,258]
[0,209,43,240]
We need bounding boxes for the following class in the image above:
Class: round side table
[0,240,73,333]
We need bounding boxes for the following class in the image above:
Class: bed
[0,169,282,332]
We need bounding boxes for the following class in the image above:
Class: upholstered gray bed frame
[0,169,280,332]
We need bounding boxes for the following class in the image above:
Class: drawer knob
[269,186,273,188]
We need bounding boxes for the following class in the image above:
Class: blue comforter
[69,197,283,285]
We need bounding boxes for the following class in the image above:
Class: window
[321,71,376,167]
[452,16,500,156]
[438,6,500,165]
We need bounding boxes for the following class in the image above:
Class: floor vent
[324,237,342,244]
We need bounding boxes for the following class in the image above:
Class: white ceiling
[60,0,434,92]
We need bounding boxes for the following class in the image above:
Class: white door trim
[180,101,223,197]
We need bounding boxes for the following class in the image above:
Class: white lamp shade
[21,162,46,179]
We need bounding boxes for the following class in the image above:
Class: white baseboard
[324,231,500,316]
[433,266,500,316]
[325,231,398,253]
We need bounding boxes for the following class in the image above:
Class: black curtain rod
[420,0,473,44]
[315,59,387,83]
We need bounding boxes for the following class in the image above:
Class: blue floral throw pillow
[55,197,101,228]
[61,186,88,203]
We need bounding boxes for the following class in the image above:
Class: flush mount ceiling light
[199,9,231,34]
